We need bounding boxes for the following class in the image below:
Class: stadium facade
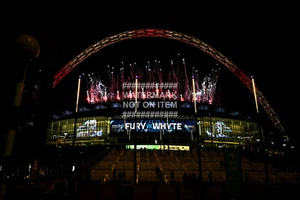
[46,101,261,149]
[46,63,262,150]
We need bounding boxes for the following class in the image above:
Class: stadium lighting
[71,75,82,172]
[251,76,270,185]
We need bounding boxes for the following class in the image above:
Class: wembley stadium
[46,59,262,151]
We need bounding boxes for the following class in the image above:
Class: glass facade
[198,117,260,143]
[46,116,111,146]
[46,115,260,147]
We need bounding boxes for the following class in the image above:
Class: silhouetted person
[159,171,163,182]
[86,169,91,181]
[244,172,249,183]
[66,174,77,198]
[44,178,55,194]
[208,171,213,184]
[220,161,224,170]
[196,174,202,184]
[113,169,117,183]
[118,170,122,183]
[122,170,126,183]
[188,173,192,183]
[192,173,196,184]
[170,170,175,183]
[182,173,188,184]
[155,166,160,177]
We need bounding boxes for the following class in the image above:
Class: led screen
[110,119,196,133]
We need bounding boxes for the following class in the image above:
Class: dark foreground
[2,180,300,200]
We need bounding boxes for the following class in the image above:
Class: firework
[83,58,220,104]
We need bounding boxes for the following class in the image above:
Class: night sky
[12,6,298,146]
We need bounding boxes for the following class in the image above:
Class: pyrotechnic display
[84,57,220,105]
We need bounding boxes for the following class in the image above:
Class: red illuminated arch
[53,29,285,133]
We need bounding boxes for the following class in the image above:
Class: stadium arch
[52,29,285,133]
